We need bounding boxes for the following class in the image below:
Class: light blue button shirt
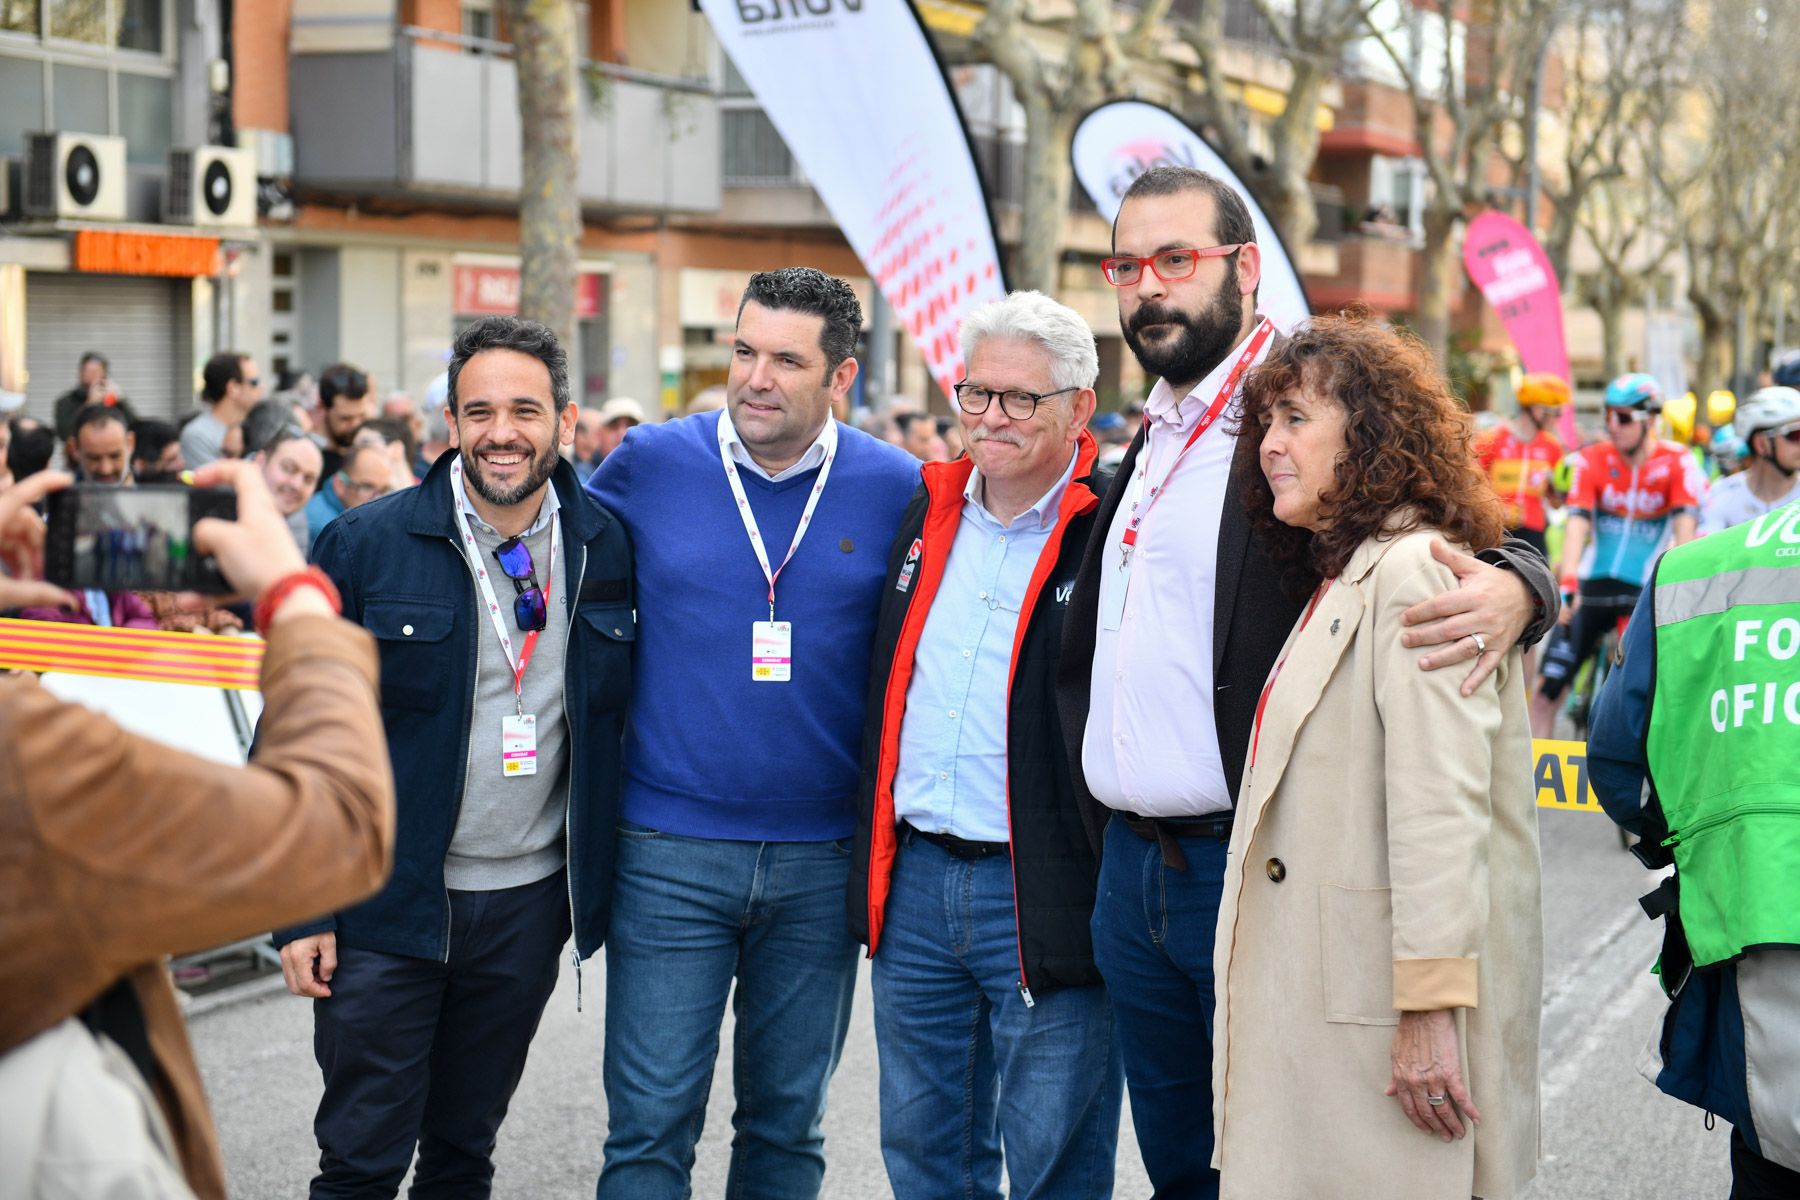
[893,449,1078,843]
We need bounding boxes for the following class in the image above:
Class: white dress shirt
[1081,329,1275,817]
[717,408,833,482]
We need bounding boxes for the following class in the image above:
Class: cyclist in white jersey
[1700,386,1800,534]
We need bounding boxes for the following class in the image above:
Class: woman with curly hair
[1209,313,1542,1199]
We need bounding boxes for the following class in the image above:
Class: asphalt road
[192,806,1731,1198]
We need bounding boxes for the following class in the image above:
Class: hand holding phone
[0,472,78,611]
[46,483,237,594]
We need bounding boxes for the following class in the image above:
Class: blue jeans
[597,823,859,1200]
[872,829,1122,1200]
[1090,816,1228,1200]
[310,871,570,1199]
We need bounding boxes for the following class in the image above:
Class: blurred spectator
[595,397,645,462]
[354,417,421,492]
[22,406,158,629]
[8,418,55,482]
[52,351,136,443]
[572,405,605,482]
[317,364,374,480]
[241,398,305,458]
[417,372,452,475]
[1122,399,1145,441]
[381,391,427,449]
[685,385,727,416]
[71,406,135,486]
[936,414,965,459]
[855,409,906,449]
[1092,410,1131,470]
[896,410,950,462]
[221,423,245,461]
[306,444,391,551]
[129,419,185,484]
[181,352,262,468]
[258,429,325,551]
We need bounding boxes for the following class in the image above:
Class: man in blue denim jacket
[273,316,635,1198]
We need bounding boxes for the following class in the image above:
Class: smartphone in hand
[45,484,238,594]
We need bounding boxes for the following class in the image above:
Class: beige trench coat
[1211,528,1542,1200]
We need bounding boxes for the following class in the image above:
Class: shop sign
[453,265,602,319]
[73,230,222,278]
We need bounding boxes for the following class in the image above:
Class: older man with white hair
[850,290,1123,1198]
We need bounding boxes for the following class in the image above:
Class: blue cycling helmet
[1772,350,1800,390]
[1710,425,1749,462]
[1603,372,1662,411]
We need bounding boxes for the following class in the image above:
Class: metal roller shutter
[24,272,195,423]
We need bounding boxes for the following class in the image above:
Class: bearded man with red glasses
[273,315,636,1198]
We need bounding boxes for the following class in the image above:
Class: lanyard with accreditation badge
[452,457,558,777]
[1104,317,1275,631]
[718,418,838,682]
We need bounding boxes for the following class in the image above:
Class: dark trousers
[1089,815,1228,1200]
[310,871,571,1199]
[1731,1128,1800,1200]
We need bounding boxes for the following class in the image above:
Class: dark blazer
[273,452,636,961]
[1056,424,1556,859]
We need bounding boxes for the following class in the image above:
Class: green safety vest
[1645,500,1800,969]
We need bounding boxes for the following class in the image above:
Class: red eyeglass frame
[1101,244,1243,286]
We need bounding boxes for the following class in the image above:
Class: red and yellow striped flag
[0,618,263,690]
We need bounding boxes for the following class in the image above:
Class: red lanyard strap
[1122,317,1275,553]
[1249,579,1332,770]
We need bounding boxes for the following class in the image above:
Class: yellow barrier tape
[1532,738,1605,813]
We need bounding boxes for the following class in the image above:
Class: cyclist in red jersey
[1474,371,1567,557]
[1529,373,1698,736]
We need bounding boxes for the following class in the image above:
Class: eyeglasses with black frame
[493,537,548,633]
[1101,244,1243,287]
[953,382,1079,421]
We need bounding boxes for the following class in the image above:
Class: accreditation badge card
[752,621,792,682]
[502,713,538,776]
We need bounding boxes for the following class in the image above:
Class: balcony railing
[289,25,721,213]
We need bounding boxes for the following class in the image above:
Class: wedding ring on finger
[1467,632,1487,655]
[1426,1094,1448,1106]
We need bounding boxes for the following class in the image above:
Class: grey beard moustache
[970,429,1024,448]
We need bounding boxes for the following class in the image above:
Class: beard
[1121,263,1246,388]
[461,438,559,507]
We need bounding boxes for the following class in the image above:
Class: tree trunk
[1696,311,1732,392]
[501,0,582,352]
[1011,98,1074,295]
[1596,288,1625,378]
[1416,206,1458,361]
[1262,66,1326,249]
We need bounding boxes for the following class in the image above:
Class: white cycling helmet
[1734,386,1800,442]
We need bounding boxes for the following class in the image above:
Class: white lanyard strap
[451,458,558,701]
[718,418,838,621]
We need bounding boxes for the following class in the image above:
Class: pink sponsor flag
[1463,211,1576,444]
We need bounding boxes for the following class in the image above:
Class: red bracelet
[253,567,342,635]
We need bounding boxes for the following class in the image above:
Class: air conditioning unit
[165,146,258,229]
[23,133,128,221]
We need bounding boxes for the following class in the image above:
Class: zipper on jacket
[445,534,479,964]
[562,542,589,1011]
[1661,802,1800,848]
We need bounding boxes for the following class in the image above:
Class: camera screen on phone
[71,490,194,591]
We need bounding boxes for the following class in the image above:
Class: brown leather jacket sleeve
[13,615,395,966]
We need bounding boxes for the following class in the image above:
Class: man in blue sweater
[586,267,920,1198]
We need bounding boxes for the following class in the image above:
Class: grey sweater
[444,515,572,891]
